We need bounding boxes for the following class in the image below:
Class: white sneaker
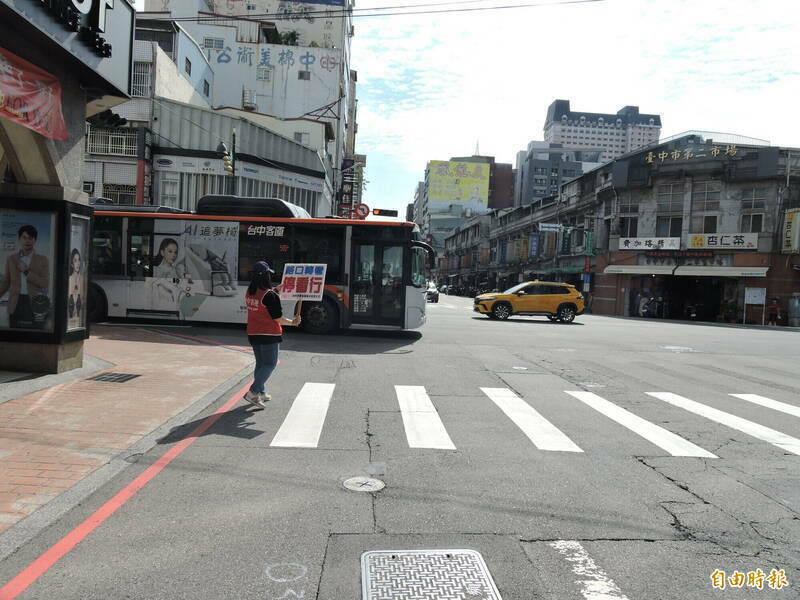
[258,392,271,403]
[244,390,266,407]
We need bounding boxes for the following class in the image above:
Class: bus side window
[91,216,123,276]
[127,218,153,279]
[292,225,343,283]
[237,222,290,283]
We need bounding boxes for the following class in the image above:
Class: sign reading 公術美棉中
[279,264,327,302]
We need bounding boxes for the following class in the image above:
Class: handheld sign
[279,263,327,302]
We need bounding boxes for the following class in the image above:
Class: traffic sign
[355,203,370,219]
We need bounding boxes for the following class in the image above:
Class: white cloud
[353,0,800,215]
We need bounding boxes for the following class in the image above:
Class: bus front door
[351,243,405,326]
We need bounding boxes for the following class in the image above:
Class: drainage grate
[87,372,142,383]
[361,549,502,600]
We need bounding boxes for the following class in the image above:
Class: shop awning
[673,266,769,277]
[603,265,675,275]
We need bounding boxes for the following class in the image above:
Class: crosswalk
[259,385,800,457]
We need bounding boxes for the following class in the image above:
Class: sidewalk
[0,325,253,552]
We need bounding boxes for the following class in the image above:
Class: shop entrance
[629,275,736,322]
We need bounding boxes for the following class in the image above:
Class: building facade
[544,99,662,163]
[514,141,601,207]
[440,134,800,326]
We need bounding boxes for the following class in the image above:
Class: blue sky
[352,0,800,216]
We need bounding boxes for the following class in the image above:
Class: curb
[0,363,254,563]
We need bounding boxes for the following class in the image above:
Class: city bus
[88,196,433,334]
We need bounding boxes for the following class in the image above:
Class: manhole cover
[361,549,502,599]
[343,476,385,492]
[86,372,141,383]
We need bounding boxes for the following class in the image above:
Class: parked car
[426,283,440,303]
[473,281,584,323]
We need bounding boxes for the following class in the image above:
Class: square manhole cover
[361,549,502,599]
[86,372,141,383]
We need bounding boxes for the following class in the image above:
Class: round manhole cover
[343,476,385,492]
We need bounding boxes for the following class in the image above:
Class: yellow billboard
[427,160,489,212]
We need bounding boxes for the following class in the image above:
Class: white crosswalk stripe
[549,540,631,600]
[647,392,800,455]
[481,388,583,452]
[270,382,335,448]
[729,394,800,419]
[395,385,456,449]
[565,391,717,458]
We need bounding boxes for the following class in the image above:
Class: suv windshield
[502,283,527,294]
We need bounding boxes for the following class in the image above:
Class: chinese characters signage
[426,160,490,213]
[646,145,739,164]
[710,568,788,590]
[247,224,285,237]
[279,263,327,301]
[783,208,800,253]
[620,237,680,250]
[689,233,757,250]
[0,47,67,140]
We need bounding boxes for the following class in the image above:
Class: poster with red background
[0,46,67,141]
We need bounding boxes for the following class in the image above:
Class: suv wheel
[557,305,576,323]
[492,302,512,320]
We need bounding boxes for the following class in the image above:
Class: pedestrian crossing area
[258,385,800,457]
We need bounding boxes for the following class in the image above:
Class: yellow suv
[474,281,585,323]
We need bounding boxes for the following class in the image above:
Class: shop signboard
[688,233,758,250]
[1,0,135,97]
[620,237,680,250]
[539,223,561,232]
[783,208,800,253]
[528,233,539,258]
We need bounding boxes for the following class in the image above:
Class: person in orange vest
[243,261,300,407]
[766,297,782,326]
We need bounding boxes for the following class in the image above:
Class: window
[184,58,191,76]
[237,222,290,282]
[131,62,152,97]
[86,127,138,156]
[656,216,682,237]
[291,225,344,283]
[691,180,720,211]
[742,188,766,209]
[103,183,137,204]
[257,67,273,81]
[91,216,124,276]
[83,182,95,195]
[160,175,179,206]
[657,183,684,212]
[619,198,638,214]
[298,70,311,80]
[293,132,310,145]
[619,216,638,237]
[691,215,717,233]
[741,213,763,233]
[203,37,224,50]
[203,79,210,97]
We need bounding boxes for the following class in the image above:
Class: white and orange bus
[89,196,433,333]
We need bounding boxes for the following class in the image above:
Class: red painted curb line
[0,383,250,600]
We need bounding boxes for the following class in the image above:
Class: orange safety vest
[245,289,282,337]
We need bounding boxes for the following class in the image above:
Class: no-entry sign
[354,204,370,219]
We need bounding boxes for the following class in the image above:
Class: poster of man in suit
[0,210,55,331]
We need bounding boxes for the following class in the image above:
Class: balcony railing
[86,127,138,157]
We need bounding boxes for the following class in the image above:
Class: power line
[144,0,604,23]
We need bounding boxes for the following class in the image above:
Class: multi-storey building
[142,0,356,197]
[440,215,491,290]
[544,99,661,163]
[514,141,602,207]
[443,133,800,322]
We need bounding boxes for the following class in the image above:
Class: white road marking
[481,388,583,452]
[647,392,800,455]
[270,383,335,448]
[730,394,800,419]
[395,385,456,449]
[566,391,716,458]
[549,540,630,600]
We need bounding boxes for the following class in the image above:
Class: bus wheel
[88,284,107,323]
[301,298,338,334]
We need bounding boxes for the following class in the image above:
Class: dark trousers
[10,295,37,329]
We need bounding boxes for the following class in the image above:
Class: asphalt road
[1,295,799,599]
